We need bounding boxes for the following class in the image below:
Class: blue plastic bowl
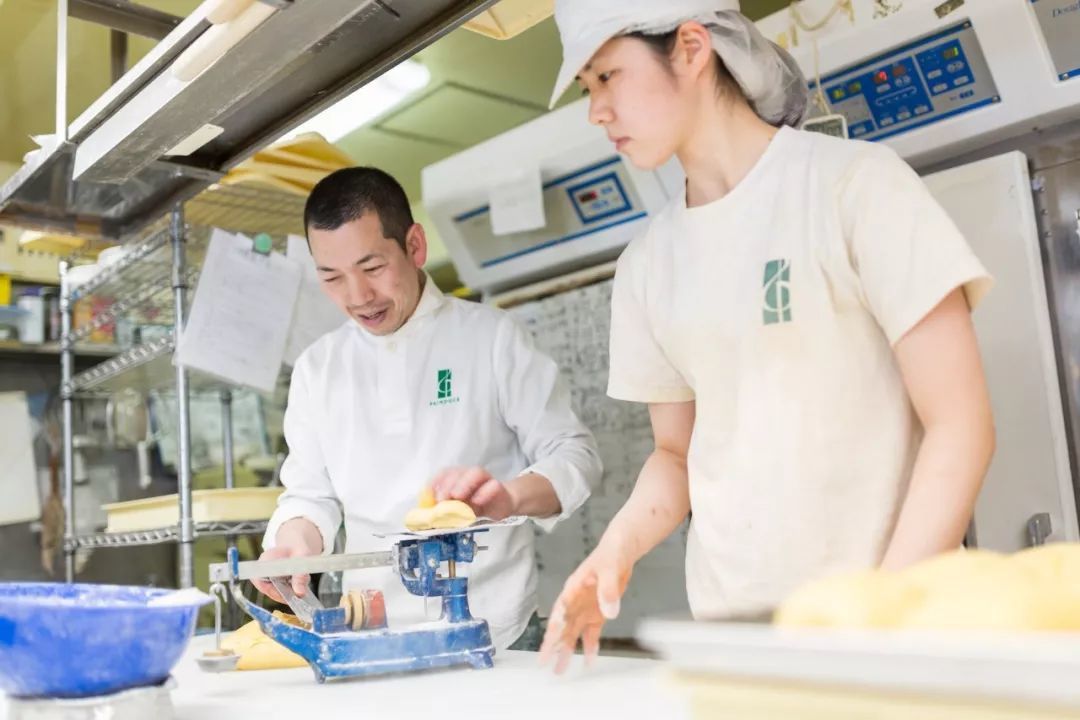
[0,583,207,699]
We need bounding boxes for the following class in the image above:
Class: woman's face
[577,33,700,170]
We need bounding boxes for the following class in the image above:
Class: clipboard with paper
[175,229,302,393]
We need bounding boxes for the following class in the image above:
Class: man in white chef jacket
[254,166,602,650]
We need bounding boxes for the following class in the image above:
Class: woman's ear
[671,21,715,81]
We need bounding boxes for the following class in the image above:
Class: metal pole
[171,206,195,588]
[109,29,127,85]
[69,0,182,39]
[56,0,68,141]
[59,261,76,582]
[221,391,235,492]
[221,389,238,626]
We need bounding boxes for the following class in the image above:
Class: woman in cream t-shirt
[539,0,995,673]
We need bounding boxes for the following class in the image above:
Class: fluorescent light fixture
[287,60,432,142]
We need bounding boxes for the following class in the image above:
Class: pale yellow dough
[775,543,1080,631]
[220,611,308,670]
[404,499,476,531]
[773,569,920,629]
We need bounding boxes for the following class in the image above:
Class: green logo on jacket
[437,369,452,400]
[430,368,460,407]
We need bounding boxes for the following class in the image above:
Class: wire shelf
[0,341,119,359]
[68,336,175,394]
[69,186,304,300]
[67,334,260,396]
[68,268,195,345]
[70,226,172,302]
[185,183,307,238]
[68,190,300,335]
[69,519,270,550]
[65,184,303,363]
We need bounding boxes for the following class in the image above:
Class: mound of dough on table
[221,611,308,670]
[775,543,1080,631]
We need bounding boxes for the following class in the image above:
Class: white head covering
[550,0,808,127]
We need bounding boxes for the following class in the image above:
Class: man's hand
[251,517,324,603]
[430,466,517,521]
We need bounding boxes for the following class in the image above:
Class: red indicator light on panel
[874,70,888,85]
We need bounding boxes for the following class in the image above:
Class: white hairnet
[550,0,808,128]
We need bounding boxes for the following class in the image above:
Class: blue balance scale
[206,523,510,682]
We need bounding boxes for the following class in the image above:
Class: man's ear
[405,223,429,269]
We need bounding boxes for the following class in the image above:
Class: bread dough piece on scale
[404,487,477,531]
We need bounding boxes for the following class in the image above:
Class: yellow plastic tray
[463,0,552,39]
[102,487,282,533]
[675,673,1080,720]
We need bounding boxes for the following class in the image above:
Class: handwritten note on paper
[283,235,345,365]
[176,229,302,392]
[489,166,546,236]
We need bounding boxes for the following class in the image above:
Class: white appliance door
[923,151,1078,550]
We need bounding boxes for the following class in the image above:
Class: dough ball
[404,499,476,531]
[774,569,919,629]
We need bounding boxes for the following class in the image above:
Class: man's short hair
[304,167,414,249]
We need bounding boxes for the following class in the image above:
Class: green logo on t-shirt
[763,259,792,325]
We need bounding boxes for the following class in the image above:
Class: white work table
[1,637,689,720]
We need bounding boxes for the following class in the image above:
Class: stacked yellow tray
[673,672,1080,720]
[463,0,553,40]
[220,133,354,196]
[102,487,282,533]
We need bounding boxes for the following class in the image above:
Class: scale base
[243,598,496,683]
[309,619,496,683]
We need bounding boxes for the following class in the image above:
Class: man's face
[308,211,428,336]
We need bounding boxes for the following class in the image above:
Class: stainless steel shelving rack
[58,184,306,587]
